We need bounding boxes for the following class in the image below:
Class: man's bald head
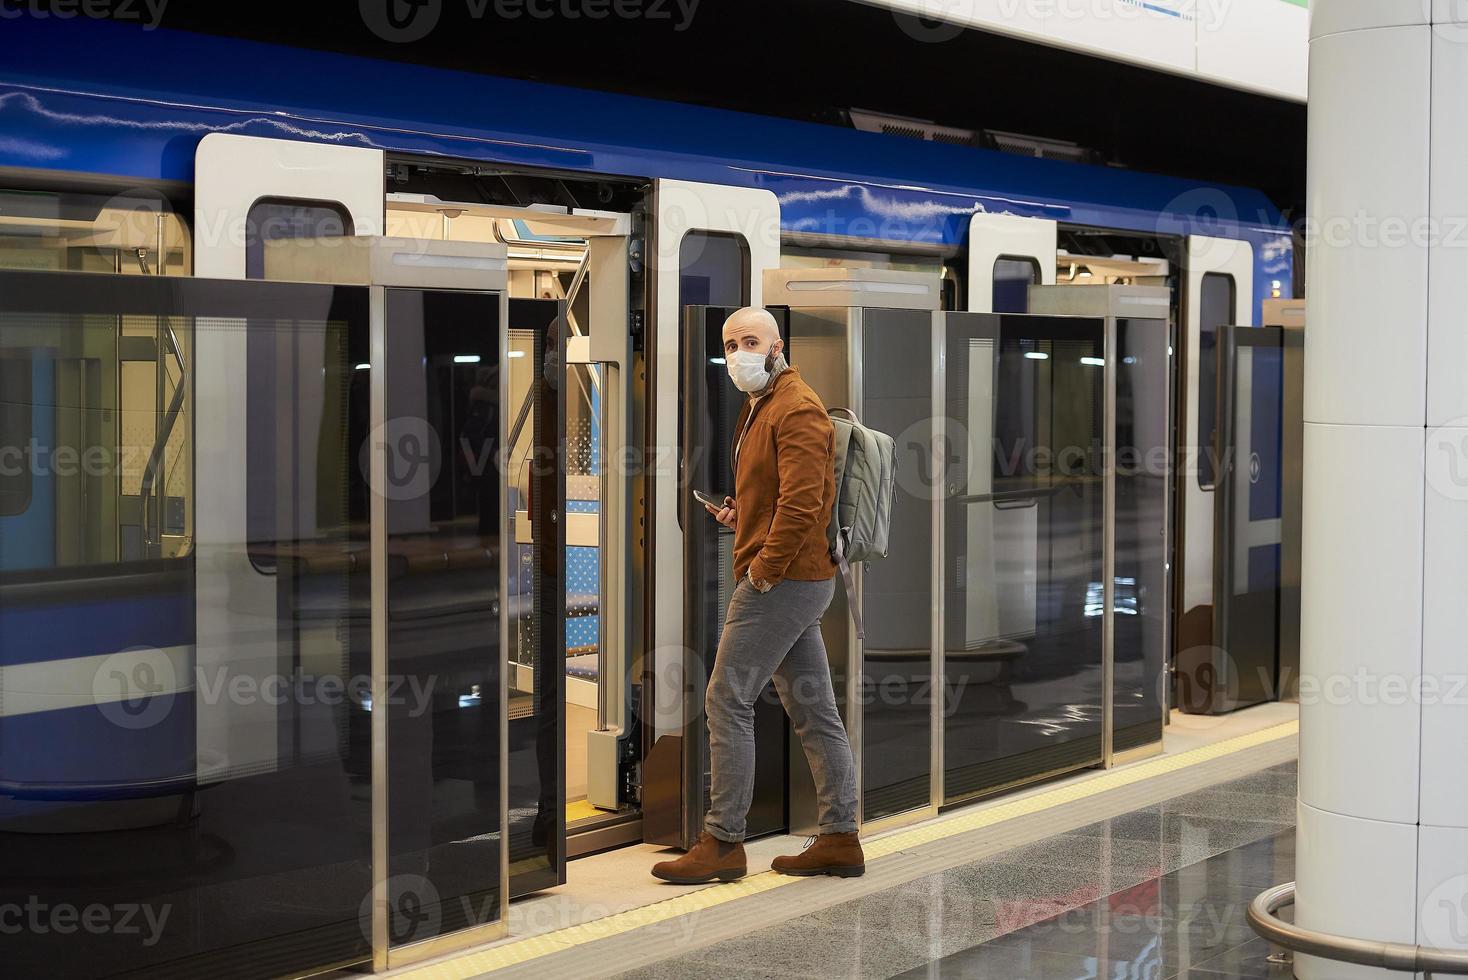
[721,306,782,359]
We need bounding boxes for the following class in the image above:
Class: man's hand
[705,496,737,530]
[748,570,773,593]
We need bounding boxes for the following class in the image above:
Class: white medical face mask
[727,345,776,393]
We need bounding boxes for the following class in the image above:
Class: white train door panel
[967,212,1057,314]
[966,212,1058,642]
[1180,235,1254,652]
[648,178,780,727]
[192,134,384,781]
[648,179,780,738]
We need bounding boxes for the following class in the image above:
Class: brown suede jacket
[730,366,838,585]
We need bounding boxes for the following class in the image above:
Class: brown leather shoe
[650,831,747,884]
[772,833,865,878]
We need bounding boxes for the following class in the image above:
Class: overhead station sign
[866,0,1308,101]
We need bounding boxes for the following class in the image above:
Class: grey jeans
[704,575,858,842]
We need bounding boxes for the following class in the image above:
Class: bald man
[652,307,863,885]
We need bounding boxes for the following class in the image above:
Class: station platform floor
[389,702,1300,980]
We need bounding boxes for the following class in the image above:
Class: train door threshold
[379,702,1299,980]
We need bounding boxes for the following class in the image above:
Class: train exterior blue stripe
[0,17,1293,317]
[0,591,193,667]
[0,693,195,800]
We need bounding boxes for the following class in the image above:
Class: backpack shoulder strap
[833,534,864,641]
[827,410,854,553]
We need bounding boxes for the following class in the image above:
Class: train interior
[0,148,1299,977]
[383,183,639,850]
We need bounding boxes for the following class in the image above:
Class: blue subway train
[0,13,1293,978]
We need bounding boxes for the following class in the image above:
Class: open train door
[1176,235,1253,708]
[642,180,780,848]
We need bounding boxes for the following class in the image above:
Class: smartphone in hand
[692,489,728,511]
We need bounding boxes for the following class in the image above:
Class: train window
[0,306,192,571]
[0,356,31,517]
[993,256,1041,313]
[0,189,190,274]
[676,231,748,481]
[678,231,750,308]
[243,199,353,279]
[1197,272,1235,489]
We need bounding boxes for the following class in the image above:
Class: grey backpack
[826,407,897,639]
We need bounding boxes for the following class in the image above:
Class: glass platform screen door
[1026,285,1175,763]
[0,268,382,980]
[262,236,546,970]
[767,266,947,835]
[939,310,1109,803]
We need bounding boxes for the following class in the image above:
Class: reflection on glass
[860,310,932,821]
[944,315,1106,804]
[0,272,373,978]
[1214,331,1284,710]
[244,200,352,280]
[1113,318,1171,751]
[382,288,503,945]
[1196,272,1234,488]
[505,298,566,893]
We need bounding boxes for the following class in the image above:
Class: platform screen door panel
[943,314,1107,804]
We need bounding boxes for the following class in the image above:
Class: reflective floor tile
[1162,789,1297,826]
[1215,767,1298,799]
[888,943,1105,979]
[1178,936,1295,979]
[986,909,1260,976]
[1066,808,1291,866]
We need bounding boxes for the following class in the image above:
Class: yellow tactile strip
[394,719,1298,979]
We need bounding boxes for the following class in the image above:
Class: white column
[1301,4,1468,977]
